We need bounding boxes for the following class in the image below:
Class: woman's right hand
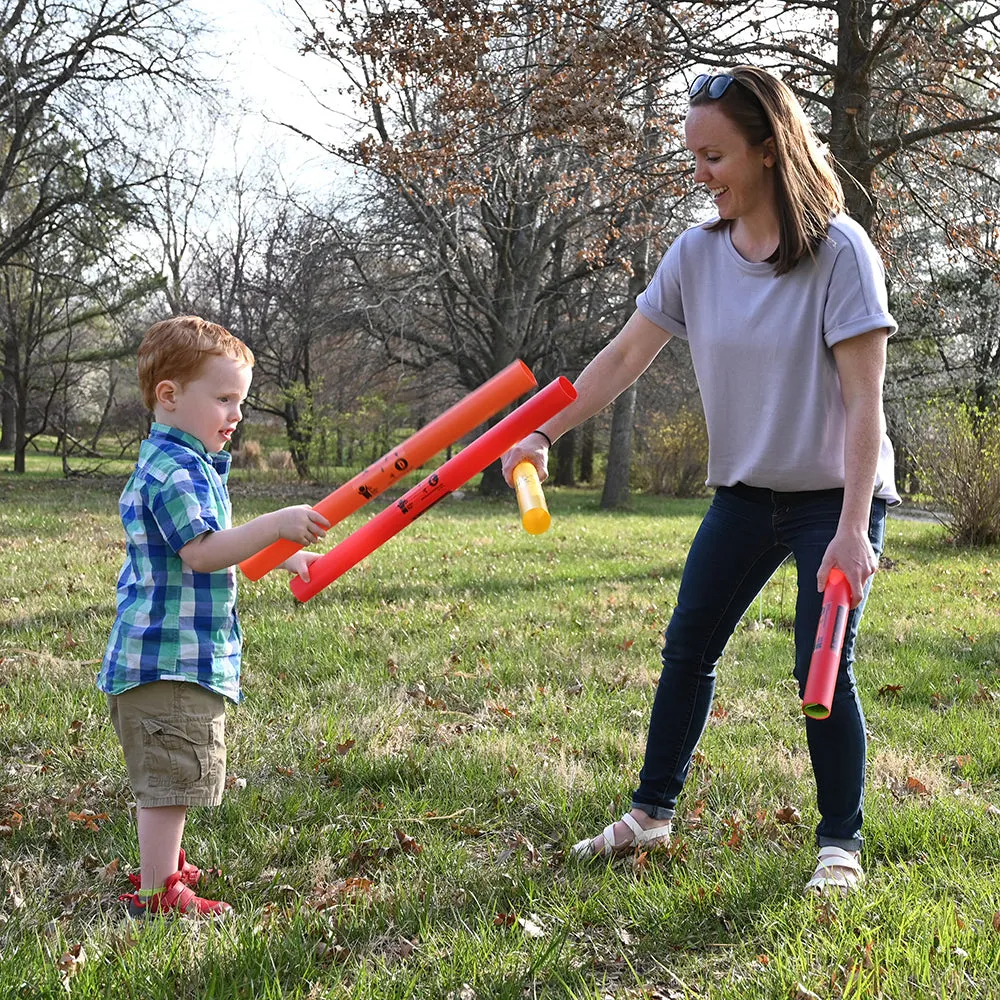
[501,432,549,486]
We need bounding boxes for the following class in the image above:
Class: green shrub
[914,400,1000,545]
[636,406,709,497]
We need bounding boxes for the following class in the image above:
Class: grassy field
[0,472,998,999]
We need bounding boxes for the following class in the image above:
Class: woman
[501,66,898,894]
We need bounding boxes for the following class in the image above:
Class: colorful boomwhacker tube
[289,376,577,602]
[513,460,550,534]
[239,360,537,581]
[801,568,852,720]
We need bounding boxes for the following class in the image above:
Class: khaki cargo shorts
[108,680,227,808]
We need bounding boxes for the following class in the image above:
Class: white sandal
[570,813,671,858]
[805,846,864,896]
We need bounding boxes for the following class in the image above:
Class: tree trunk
[285,401,311,479]
[601,384,636,509]
[553,426,577,486]
[1,329,17,451]
[479,458,508,496]
[831,0,875,231]
[579,420,594,482]
[600,66,658,509]
[88,366,117,451]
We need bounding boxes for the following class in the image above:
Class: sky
[191,0,354,192]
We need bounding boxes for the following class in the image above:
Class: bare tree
[0,207,153,472]
[0,0,206,266]
[644,0,1000,251]
[292,0,693,493]
[0,0,209,450]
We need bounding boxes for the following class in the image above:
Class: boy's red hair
[137,316,254,411]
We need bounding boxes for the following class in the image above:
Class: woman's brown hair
[689,65,845,275]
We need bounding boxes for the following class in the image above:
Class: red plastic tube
[801,568,853,720]
[290,377,577,602]
[240,360,536,580]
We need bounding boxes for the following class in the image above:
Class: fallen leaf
[335,739,356,755]
[905,777,929,795]
[493,912,517,927]
[67,810,107,832]
[395,830,424,855]
[722,815,744,850]
[776,805,801,825]
[313,941,350,963]
[792,984,822,1000]
[312,877,373,910]
[518,914,546,938]
[56,943,86,984]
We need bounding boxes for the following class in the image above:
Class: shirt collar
[149,422,232,476]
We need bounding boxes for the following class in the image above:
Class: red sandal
[120,869,232,918]
[127,848,202,890]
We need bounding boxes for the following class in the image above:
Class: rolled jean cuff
[818,835,862,852]
[631,800,675,821]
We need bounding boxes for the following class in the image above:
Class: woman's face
[685,103,776,222]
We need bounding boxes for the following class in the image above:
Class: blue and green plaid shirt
[99,423,243,703]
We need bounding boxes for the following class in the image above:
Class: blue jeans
[632,483,886,851]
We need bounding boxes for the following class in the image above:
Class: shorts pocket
[140,717,213,788]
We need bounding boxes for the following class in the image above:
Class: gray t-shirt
[636,214,900,503]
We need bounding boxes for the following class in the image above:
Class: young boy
[101,316,330,918]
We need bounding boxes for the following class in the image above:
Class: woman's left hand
[817,528,877,608]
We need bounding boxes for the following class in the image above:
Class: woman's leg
[784,495,887,851]
[631,486,790,819]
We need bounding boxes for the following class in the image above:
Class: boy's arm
[179,505,330,574]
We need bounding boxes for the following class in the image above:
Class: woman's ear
[154,379,178,410]
[763,136,777,169]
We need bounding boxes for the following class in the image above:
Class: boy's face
[154,355,253,453]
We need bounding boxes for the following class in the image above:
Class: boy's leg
[137,805,187,890]
[109,680,229,914]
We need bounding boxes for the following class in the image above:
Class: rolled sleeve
[823,235,897,348]
[636,240,688,340]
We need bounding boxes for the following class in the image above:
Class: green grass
[1,474,998,998]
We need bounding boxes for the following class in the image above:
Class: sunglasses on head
[689,73,737,100]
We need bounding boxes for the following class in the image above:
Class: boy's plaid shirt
[99,423,243,703]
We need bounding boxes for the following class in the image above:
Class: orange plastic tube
[513,461,550,534]
[290,377,577,602]
[801,568,852,720]
[239,360,536,580]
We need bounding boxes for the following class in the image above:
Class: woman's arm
[819,328,890,606]
[501,310,673,483]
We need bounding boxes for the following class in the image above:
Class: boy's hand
[279,550,323,582]
[275,505,330,546]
